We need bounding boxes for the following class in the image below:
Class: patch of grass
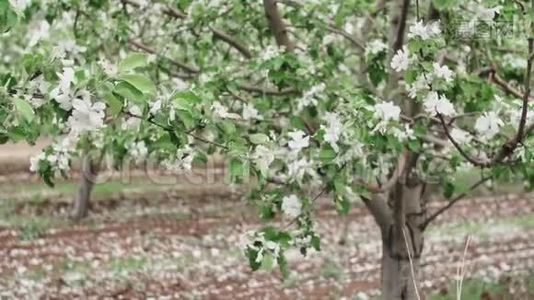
[320,260,344,281]
[109,256,150,276]
[430,279,504,300]
[428,213,534,240]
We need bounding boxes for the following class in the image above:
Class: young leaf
[119,74,156,95]
[119,53,148,72]
[13,98,34,122]
[249,133,269,145]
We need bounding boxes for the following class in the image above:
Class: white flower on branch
[281,195,302,218]
[128,141,148,163]
[321,112,342,152]
[406,73,432,99]
[242,103,263,120]
[450,128,472,145]
[68,98,106,134]
[211,101,241,119]
[297,83,325,112]
[365,39,387,56]
[252,145,274,176]
[287,130,310,152]
[286,158,317,183]
[475,112,503,141]
[9,0,27,12]
[391,46,410,72]
[373,101,401,133]
[408,21,441,40]
[423,91,456,116]
[149,100,162,115]
[433,63,454,83]
[27,19,50,46]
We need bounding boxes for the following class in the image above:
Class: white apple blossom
[163,146,195,173]
[259,45,283,62]
[57,67,75,95]
[149,100,162,115]
[475,112,504,140]
[433,63,454,83]
[99,59,118,77]
[252,145,274,176]
[373,102,401,133]
[450,128,472,145]
[68,98,106,134]
[50,67,78,110]
[297,83,325,112]
[390,46,409,72]
[406,73,432,98]
[242,103,263,120]
[503,54,527,69]
[122,105,142,131]
[128,141,148,163]
[9,0,28,12]
[423,92,456,116]
[393,124,415,141]
[52,40,87,59]
[321,112,342,152]
[281,195,302,218]
[287,130,310,152]
[211,101,241,119]
[470,4,502,21]
[27,19,50,46]
[286,158,317,183]
[29,152,46,172]
[510,107,534,129]
[408,21,441,40]
[365,39,387,56]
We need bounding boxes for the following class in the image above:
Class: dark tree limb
[362,194,393,232]
[263,0,295,51]
[421,176,491,229]
[123,0,252,59]
[129,39,200,73]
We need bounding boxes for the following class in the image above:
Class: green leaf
[277,252,290,279]
[311,235,321,251]
[119,53,148,72]
[246,247,262,271]
[174,91,202,108]
[13,98,34,122]
[249,133,269,145]
[119,74,156,95]
[319,145,337,163]
[335,195,351,215]
[432,0,459,10]
[113,81,146,105]
[443,181,455,199]
[104,92,123,117]
[176,109,195,130]
[217,120,236,135]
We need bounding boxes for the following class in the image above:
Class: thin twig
[422,177,491,229]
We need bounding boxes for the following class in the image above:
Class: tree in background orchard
[1,0,533,299]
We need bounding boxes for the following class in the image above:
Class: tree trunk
[71,155,97,220]
[366,183,426,299]
[381,224,423,300]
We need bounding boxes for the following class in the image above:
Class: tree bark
[71,155,98,220]
[262,0,295,51]
[381,232,422,300]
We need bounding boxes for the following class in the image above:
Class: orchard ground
[1,142,534,299]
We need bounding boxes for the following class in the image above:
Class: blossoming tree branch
[0,0,532,298]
